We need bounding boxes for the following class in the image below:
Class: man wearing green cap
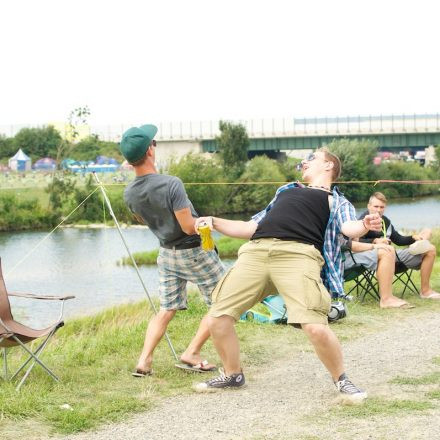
[120,124,225,376]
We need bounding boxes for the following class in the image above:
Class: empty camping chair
[0,258,74,390]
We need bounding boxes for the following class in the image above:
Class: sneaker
[193,368,245,393]
[334,373,367,404]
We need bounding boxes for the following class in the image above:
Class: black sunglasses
[151,140,157,147]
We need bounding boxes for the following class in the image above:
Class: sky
[1,0,439,128]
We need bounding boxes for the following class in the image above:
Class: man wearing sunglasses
[120,124,225,377]
[193,147,382,403]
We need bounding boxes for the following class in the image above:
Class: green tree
[167,153,229,215]
[216,121,250,180]
[13,126,62,160]
[327,138,379,202]
[71,135,121,161]
[55,106,91,164]
[375,161,437,198]
[0,135,16,161]
[231,156,286,213]
[45,174,77,211]
[277,156,302,182]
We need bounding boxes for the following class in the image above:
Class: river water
[1,195,439,327]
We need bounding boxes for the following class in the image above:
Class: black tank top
[251,187,330,253]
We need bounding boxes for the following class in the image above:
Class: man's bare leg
[207,315,241,375]
[301,323,344,380]
[135,309,176,373]
[420,245,440,298]
[180,314,215,368]
[376,248,408,308]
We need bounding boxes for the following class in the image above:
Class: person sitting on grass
[359,192,439,300]
[342,237,414,309]
[120,124,225,377]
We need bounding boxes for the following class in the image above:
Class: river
[1,195,439,327]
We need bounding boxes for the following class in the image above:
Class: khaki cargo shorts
[209,238,331,326]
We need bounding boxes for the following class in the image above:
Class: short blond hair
[316,147,341,180]
[369,192,387,204]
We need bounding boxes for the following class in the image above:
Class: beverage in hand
[198,222,215,251]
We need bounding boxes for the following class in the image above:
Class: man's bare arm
[195,216,258,239]
[174,207,197,235]
[341,213,382,238]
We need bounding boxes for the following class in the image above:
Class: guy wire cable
[92,172,178,361]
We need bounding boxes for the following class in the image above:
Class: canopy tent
[8,149,31,171]
[33,157,56,171]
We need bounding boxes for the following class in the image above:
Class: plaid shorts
[157,246,225,310]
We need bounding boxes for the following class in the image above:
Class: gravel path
[61,311,440,440]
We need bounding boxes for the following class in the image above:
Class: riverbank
[1,260,439,438]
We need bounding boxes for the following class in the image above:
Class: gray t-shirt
[124,173,200,248]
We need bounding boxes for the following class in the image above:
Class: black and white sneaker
[193,368,245,393]
[334,373,367,404]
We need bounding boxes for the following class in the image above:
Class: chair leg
[2,347,7,380]
[10,332,60,390]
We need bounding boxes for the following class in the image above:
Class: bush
[375,161,438,198]
[0,194,58,231]
[327,138,379,202]
[167,153,229,215]
[231,156,286,214]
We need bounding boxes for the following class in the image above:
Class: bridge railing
[1,114,439,142]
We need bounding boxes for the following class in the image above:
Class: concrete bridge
[2,114,439,165]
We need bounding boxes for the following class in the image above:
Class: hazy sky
[1,0,439,127]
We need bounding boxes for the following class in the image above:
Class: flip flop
[132,368,153,378]
[175,360,217,373]
[381,303,415,309]
[420,292,440,299]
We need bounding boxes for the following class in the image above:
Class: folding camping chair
[343,250,380,302]
[0,258,74,390]
[393,252,419,298]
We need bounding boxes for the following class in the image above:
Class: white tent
[8,149,32,171]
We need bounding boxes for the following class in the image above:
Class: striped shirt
[252,182,356,297]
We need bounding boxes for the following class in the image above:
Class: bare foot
[180,354,216,370]
[380,296,411,309]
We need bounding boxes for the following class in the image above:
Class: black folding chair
[393,252,419,298]
[343,250,380,302]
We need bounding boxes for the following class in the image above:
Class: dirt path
[61,311,440,440]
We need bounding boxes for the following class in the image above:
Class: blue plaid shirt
[251,182,357,297]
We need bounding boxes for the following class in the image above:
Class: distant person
[193,148,382,403]
[120,124,225,376]
[359,192,439,299]
[342,238,413,308]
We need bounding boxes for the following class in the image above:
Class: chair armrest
[8,292,75,301]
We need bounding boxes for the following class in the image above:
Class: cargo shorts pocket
[303,274,331,314]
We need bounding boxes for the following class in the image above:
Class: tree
[0,135,16,161]
[71,134,121,161]
[167,153,229,215]
[327,138,379,202]
[55,106,91,164]
[231,156,286,213]
[13,126,62,160]
[216,121,250,180]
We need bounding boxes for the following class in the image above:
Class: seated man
[359,191,439,300]
[342,238,413,308]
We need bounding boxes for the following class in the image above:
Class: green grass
[120,236,247,266]
[332,397,434,418]
[1,260,439,438]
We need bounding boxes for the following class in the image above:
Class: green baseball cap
[120,124,158,163]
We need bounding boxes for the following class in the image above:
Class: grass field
[0,259,439,438]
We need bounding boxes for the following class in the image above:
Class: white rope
[5,187,101,277]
